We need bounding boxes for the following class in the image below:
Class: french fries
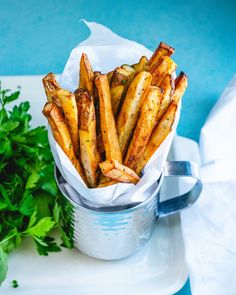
[136,102,177,175]
[43,41,188,189]
[110,66,135,116]
[151,56,177,86]
[148,42,175,70]
[42,102,87,184]
[172,71,188,104]
[99,159,140,184]
[117,71,152,156]
[42,73,61,105]
[124,86,162,171]
[77,90,101,187]
[132,56,148,72]
[94,74,122,163]
[55,89,79,154]
[156,74,175,122]
[79,53,94,94]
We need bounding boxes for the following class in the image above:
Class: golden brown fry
[136,102,177,175]
[42,73,61,105]
[116,71,152,156]
[77,90,101,188]
[99,159,140,184]
[107,70,114,84]
[151,56,177,87]
[94,74,122,163]
[132,56,148,72]
[156,74,175,122]
[97,179,118,188]
[55,89,79,154]
[42,102,87,184]
[79,53,94,94]
[110,66,135,116]
[124,86,162,171]
[172,71,188,104]
[148,42,175,70]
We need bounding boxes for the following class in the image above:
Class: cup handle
[158,161,202,217]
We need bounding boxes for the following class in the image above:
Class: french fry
[172,71,188,104]
[107,70,114,83]
[79,53,94,94]
[110,66,135,116]
[136,102,177,175]
[148,42,175,70]
[132,56,148,72]
[151,56,177,87]
[97,133,105,154]
[97,179,118,188]
[116,71,152,156]
[42,102,87,184]
[77,90,101,187]
[55,89,79,154]
[124,86,162,171]
[156,74,175,122]
[99,159,140,184]
[42,73,61,105]
[94,74,122,163]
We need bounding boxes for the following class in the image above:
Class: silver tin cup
[55,161,202,260]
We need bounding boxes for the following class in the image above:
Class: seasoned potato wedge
[97,179,118,188]
[117,71,152,156]
[110,66,135,116]
[94,74,122,163]
[107,70,114,84]
[136,102,177,175]
[148,42,175,70]
[42,73,61,105]
[79,53,94,94]
[77,90,101,187]
[124,86,162,171]
[55,89,79,154]
[156,74,175,122]
[42,102,87,184]
[172,71,188,104]
[132,56,148,72]
[151,56,177,87]
[99,159,140,184]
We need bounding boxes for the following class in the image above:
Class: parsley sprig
[0,83,73,284]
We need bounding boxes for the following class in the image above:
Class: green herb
[121,79,127,85]
[0,83,73,285]
[12,280,18,288]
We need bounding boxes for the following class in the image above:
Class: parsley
[12,280,18,288]
[0,83,73,285]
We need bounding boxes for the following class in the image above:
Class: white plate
[0,76,199,295]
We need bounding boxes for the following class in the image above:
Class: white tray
[0,76,199,295]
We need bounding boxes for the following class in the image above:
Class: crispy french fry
[116,71,152,156]
[55,89,79,154]
[42,102,87,184]
[172,71,188,104]
[110,66,135,116]
[156,74,175,122]
[151,56,177,87]
[107,70,114,84]
[77,90,101,187]
[132,56,148,72]
[94,74,122,163]
[42,73,61,105]
[99,159,140,184]
[79,53,94,94]
[136,102,177,175]
[148,42,175,70]
[124,86,162,171]
[97,179,118,188]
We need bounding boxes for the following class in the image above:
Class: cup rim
[54,166,164,214]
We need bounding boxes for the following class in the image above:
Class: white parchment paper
[48,20,181,206]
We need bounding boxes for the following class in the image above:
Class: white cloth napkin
[181,76,236,295]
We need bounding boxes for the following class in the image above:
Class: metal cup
[55,161,202,260]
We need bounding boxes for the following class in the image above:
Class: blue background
[1,0,236,293]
